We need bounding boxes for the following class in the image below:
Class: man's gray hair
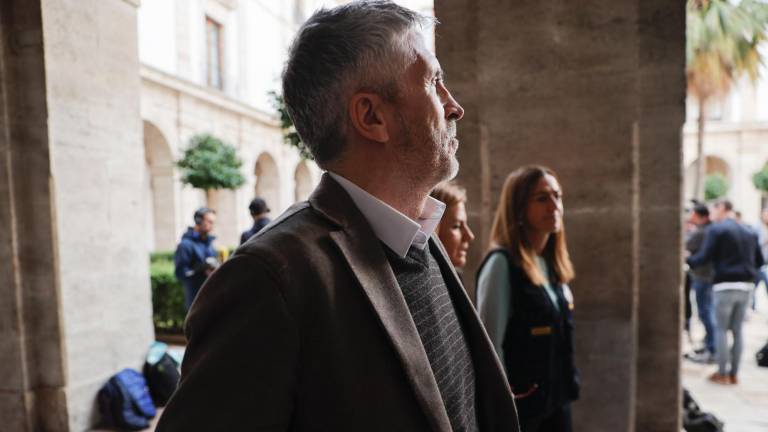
[282,0,435,166]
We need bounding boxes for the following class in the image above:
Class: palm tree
[687,0,768,200]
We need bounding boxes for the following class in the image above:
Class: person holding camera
[174,207,219,311]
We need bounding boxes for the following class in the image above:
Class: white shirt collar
[328,172,445,258]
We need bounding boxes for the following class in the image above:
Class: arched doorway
[143,121,176,251]
[294,161,313,203]
[684,155,731,200]
[254,152,280,213]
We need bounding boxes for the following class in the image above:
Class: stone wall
[435,1,684,430]
[1,0,155,430]
[683,123,768,224]
[43,0,153,430]
[42,0,155,429]
[636,1,685,430]
[139,65,320,249]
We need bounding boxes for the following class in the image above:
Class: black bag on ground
[756,340,768,367]
[682,388,724,432]
[143,352,181,406]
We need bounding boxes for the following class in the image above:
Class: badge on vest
[530,326,553,336]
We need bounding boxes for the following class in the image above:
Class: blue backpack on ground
[98,368,157,430]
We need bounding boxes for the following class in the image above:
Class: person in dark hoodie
[687,199,764,385]
[240,197,271,245]
[175,207,219,311]
[685,202,716,363]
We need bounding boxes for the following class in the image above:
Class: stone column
[0,0,154,430]
[0,1,68,430]
[635,1,685,431]
[435,1,684,431]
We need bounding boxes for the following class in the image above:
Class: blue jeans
[713,289,751,376]
[692,279,715,353]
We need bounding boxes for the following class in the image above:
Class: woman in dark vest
[476,165,578,432]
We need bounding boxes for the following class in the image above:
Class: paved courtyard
[682,287,768,432]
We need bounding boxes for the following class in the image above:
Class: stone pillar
[0,1,68,430]
[0,0,154,430]
[635,1,685,431]
[435,1,684,431]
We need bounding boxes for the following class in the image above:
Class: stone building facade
[137,0,434,250]
[138,0,329,250]
[683,77,768,224]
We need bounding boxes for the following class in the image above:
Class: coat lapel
[310,174,452,432]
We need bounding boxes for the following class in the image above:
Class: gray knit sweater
[384,245,478,432]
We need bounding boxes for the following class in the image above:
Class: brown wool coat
[156,174,519,432]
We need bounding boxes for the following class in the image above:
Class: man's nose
[444,92,464,122]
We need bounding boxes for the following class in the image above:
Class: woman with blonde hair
[430,182,475,270]
[476,165,578,432]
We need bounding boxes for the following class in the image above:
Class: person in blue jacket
[175,207,219,311]
[477,165,578,432]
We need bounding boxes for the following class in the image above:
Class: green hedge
[150,250,175,262]
[150,253,185,334]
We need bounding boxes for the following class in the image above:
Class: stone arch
[684,155,732,199]
[143,120,177,251]
[705,155,730,177]
[254,152,280,212]
[294,161,313,202]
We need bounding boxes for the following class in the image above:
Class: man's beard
[442,121,459,181]
[395,114,459,188]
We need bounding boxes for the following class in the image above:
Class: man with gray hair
[156,2,518,431]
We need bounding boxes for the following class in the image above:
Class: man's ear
[348,92,390,143]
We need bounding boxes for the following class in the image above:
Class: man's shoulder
[176,235,196,250]
[741,223,761,241]
[708,221,729,234]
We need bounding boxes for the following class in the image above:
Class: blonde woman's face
[525,174,563,235]
[437,201,475,268]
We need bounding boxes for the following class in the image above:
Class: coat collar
[309,173,453,432]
